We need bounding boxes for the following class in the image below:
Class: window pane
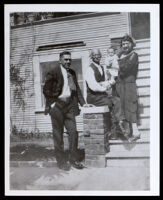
[70,59,83,81]
[40,61,58,83]
[130,13,150,40]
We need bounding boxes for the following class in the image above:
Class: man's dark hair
[59,51,71,59]
[120,35,136,47]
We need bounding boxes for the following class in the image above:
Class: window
[40,61,58,107]
[70,59,84,94]
[130,13,150,40]
[33,51,89,111]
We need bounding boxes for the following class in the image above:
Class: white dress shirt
[85,62,110,92]
[58,65,71,100]
[51,65,71,108]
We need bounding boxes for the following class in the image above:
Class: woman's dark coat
[116,51,138,123]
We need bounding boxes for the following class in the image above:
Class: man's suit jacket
[43,64,85,116]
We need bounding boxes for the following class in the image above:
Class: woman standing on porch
[116,34,140,142]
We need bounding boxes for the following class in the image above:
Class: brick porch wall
[82,106,111,167]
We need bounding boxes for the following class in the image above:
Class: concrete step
[106,158,150,167]
[109,142,149,153]
[109,138,149,144]
[109,129,150,143]
[10,160,57,168]
[105,147,150,158]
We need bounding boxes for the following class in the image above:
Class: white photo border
[5,4,160,196]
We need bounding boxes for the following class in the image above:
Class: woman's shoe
[109,134,118,140]
[118,122,129,140]
[130,135,141,142]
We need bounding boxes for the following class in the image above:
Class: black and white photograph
[5,4,159,196]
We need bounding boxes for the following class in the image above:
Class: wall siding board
[11,24,128,44]
[11,14,126,37]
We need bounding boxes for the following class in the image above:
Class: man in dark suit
[43,51,87,170]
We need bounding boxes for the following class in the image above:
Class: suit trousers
[50,99,78,164]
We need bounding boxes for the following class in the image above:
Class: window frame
[33,50,89,112]
[129,12,150,40]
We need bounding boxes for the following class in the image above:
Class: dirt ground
[10,165,150,191]
[10,143,150,191]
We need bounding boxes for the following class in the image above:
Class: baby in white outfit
[105,47,119,82]
[99,47,119,96]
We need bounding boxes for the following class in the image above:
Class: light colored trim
[136,38,151,43]
[127,12,132,35]
[35,108,45,113]
[109,33,125,39]
[33,55,42,111]
[33,50,89,111]
[81,51,89,101]
[81,106,109,114]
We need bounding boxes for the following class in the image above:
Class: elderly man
[43,51,87,170]
[85,48,128,140]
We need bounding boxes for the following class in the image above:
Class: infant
[99,47,119,96]
[105,47,119,82]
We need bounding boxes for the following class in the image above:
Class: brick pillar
[82,106,111,168]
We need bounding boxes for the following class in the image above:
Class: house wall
[10,12,150,137]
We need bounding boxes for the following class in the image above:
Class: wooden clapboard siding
[135,39,150,133]
[136,78,150,87]
[135,39,150,48]
[137,70,150,78]
[139,62,150,70]
[138,86,150,96]
[10,13,150,136]
[10,13,129,132]
[11,14,127,38]
[34,112,85,133]
[10,14,127,49]
[11,25,128,48]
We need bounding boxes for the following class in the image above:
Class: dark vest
[87,63,105,96]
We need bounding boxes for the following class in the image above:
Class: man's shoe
[57,162,71,171]
[70,161,85,169]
